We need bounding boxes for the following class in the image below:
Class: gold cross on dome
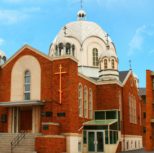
[54,64,67,104]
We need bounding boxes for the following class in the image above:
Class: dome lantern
[77,10,86,21]
[99,48,119,81]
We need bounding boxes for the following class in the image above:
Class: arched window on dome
[89,88,93,119]
[24,70,31,101]
[72,44,75,56]
[93,48,99,66]
[84,86,88,118]
[78,83,83,117]
[111,59,115,69]
[66,43,71,55]
[55,45,58,56]
[58,43,64,56]
[104,59,108,69]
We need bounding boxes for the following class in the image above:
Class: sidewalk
[120,149,154,153]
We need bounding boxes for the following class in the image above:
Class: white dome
[53,20,112,45]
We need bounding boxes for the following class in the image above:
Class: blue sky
[0,0,154,87]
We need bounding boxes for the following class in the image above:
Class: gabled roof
[1,44,78,69]
[119,71,129,83]
[89,70,131,85]
[1,44,52,68]
[139,88,146,96]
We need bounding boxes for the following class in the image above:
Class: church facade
[0,10,143,153]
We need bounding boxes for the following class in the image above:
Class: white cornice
[51,55,78,63]
[78,72,122,87]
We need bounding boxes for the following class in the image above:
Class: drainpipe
[121,88,125,151]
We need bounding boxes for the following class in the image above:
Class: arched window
[84,86,88,118]
[24,70,31,100]
[78,84,83,117]
[128,94,132,123]
[111,59,115,69]
[66,43,71,55]
[58,43,64,56]
[104,59,108,69]
[55,45,58,56]
[72,44,75,56]
[89,89,93,119]
[93,48,99,66]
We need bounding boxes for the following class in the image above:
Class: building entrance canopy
[0,100,44,107]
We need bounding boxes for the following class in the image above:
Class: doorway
[88,130,104,153]
[19,108,32,132]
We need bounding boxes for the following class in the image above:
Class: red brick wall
[42,124,60,135]
[122,72,142,136]
[96,83,121,110]
[35,136,66,153]
[140,95,146,148]
[145,70,153,151]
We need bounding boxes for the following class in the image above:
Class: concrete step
[0,133,39,153]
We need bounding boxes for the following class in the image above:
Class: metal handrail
[11,131,26,153]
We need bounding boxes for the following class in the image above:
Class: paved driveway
[120,149,154,153]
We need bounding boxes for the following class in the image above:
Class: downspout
[121,88,125,151]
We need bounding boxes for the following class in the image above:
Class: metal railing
[11,131,26,153]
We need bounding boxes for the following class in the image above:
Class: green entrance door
[88,131,104,153]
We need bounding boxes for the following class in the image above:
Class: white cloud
[128,25,154,56]
[0,38,5,46]
[0,7,41,25]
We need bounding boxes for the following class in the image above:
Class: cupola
[77,9,86,21]
[99,43,119,81]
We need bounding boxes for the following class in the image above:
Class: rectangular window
[95,111,105,120]
[24,93,30,100]
[143,112,146,118]
[106,111,117,119]
[57,112,66,117]
[83,131,87,144]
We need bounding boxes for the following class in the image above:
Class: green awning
[83,119,118,126]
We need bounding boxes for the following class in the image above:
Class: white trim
[122,70,132,86]
[42,122,60,126]
[78,72,122,87]
[1,44,52,68]
[78,73,96,84]
[38,135,65,138]
[62,133,82,136]
[51,55,78,63]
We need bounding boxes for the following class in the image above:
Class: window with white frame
[129,94,137,124]
[92,48,99,66]
[78,83,83,117]
[84,86,88,118]
[104,59,108,69]
[24,70,31,100]
[111,59,115,69]
[89,88,93,119]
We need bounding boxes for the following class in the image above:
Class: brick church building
[145,70,154,151]
[0,9,143,153]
